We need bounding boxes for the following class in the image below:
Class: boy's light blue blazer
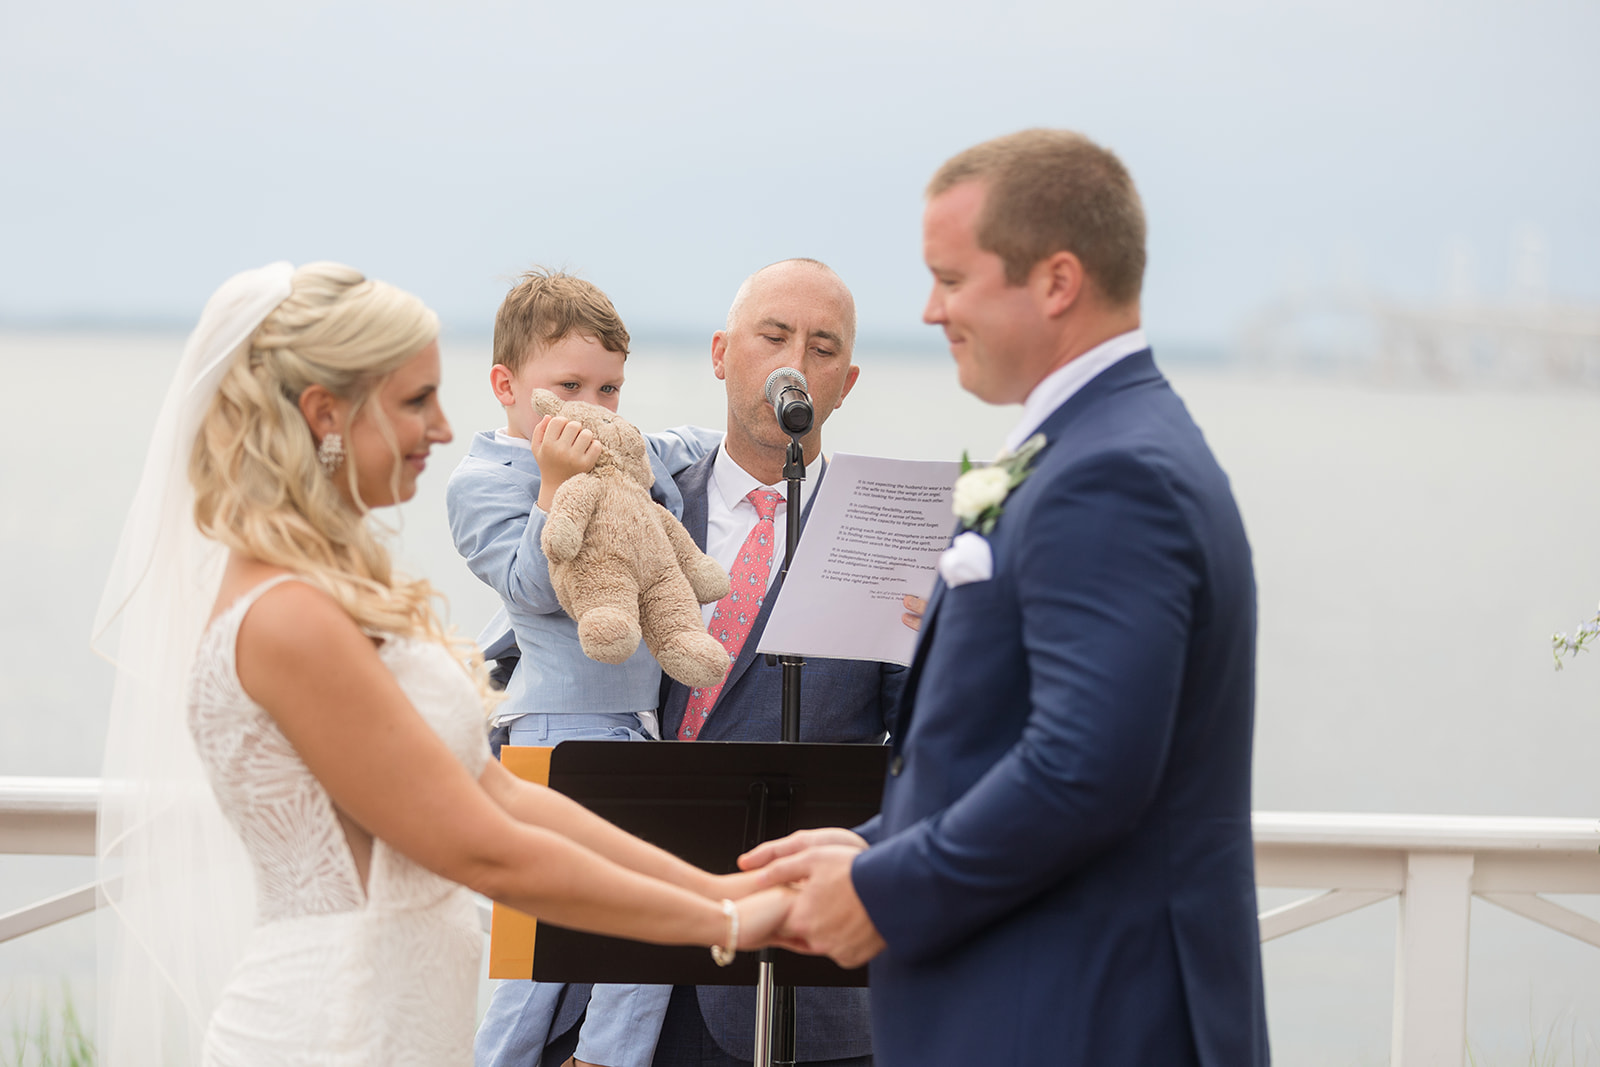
[445,426,721,721]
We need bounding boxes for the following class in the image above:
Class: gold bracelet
[711,898,738,967]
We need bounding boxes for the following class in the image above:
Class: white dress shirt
[1003,328,1149,453]
[702,445,819,627]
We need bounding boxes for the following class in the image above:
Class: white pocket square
[938,531,993,588]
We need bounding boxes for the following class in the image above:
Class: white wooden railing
[1255,810,1600,1065]
[5,777,1598,1065]
[0,777,101,944]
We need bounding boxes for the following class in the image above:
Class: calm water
[3,330,1598,1063]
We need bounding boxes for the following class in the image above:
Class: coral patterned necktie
[677,489,783,740]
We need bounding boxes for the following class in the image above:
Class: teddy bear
[533,389,733,688]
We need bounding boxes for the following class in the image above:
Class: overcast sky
[2,0,1595,348]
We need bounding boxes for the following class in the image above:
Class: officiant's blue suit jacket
[851,351,1270,1066]
[658,448,905,1062]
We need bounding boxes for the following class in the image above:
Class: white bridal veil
[92,263,295,1066]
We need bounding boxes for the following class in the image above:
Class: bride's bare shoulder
[215,555,357,653]
[226,569,383,712]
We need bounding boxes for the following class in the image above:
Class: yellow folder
[487,745,552,980]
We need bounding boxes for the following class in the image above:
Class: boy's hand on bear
[532,414,603,510]
[532,389,733,686]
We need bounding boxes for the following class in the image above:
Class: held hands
[703,869,798,956]
[700,870,798,955]
[733,885,800,953]
[737,829,886,969]
[532,415,603,511]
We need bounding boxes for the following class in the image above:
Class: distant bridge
[1239,292,1600,387]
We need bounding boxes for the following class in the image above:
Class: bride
[93,262,792,1066]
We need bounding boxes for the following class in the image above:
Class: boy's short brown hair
[493,268,631,372]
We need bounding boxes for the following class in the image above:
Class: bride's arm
[477,760,760,900]
[235,580,778,948]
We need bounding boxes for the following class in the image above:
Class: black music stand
[531,739,885,988]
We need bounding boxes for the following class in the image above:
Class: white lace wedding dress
[187,576,488,1065]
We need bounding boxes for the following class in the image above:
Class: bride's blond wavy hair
[189,262,495,708]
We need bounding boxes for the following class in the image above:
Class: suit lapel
[889,349,1160,749]
[676,450,716,551]
[709,457,829,714]
[660,451,717,738]
[889,573,944,748]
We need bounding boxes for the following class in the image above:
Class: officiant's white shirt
[1004,328,1149,453]
[702,445,820,626]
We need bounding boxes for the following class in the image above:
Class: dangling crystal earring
[317,432,344,477]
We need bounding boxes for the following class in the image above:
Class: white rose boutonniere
[951,433,1046,535]
[952,467,1010,524]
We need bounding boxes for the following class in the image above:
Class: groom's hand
[738,827,866,872]
[759,843,885,969]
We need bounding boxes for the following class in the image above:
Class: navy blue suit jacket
[660,449,904,1062]
[851,352,1270,1066]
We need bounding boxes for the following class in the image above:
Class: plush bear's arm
[655,502,731,605]
[543,474,606,564]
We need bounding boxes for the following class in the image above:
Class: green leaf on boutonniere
[951,433,1047,534]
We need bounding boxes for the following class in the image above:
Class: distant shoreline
[0,323,1232,368]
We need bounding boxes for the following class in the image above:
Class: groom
[746,130,1271,1065]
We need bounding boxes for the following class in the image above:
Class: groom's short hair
[928,129,1146,307]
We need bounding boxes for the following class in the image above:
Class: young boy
[446,268,720,1067]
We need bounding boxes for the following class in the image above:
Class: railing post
[1391,851,1474,1067]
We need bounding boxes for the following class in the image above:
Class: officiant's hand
[901,594,927,632]
[757,843,885,969]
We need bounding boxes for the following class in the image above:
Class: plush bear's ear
[531,389,564,417]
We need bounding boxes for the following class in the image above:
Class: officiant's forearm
[480,760,724,899]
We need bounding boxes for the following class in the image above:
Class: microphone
[764,367,814,437]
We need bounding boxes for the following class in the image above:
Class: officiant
[521,258,908,1067]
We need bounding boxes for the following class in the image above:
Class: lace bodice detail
[188,576,490,923]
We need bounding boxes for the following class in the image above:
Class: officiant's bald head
[724,259,857,349]
[712,259,860,485]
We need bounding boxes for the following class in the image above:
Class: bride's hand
[709,868,767,900]
[734,885,800,953]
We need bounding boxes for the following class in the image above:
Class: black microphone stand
[754,427,808,1067]
[778,433,806,743]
